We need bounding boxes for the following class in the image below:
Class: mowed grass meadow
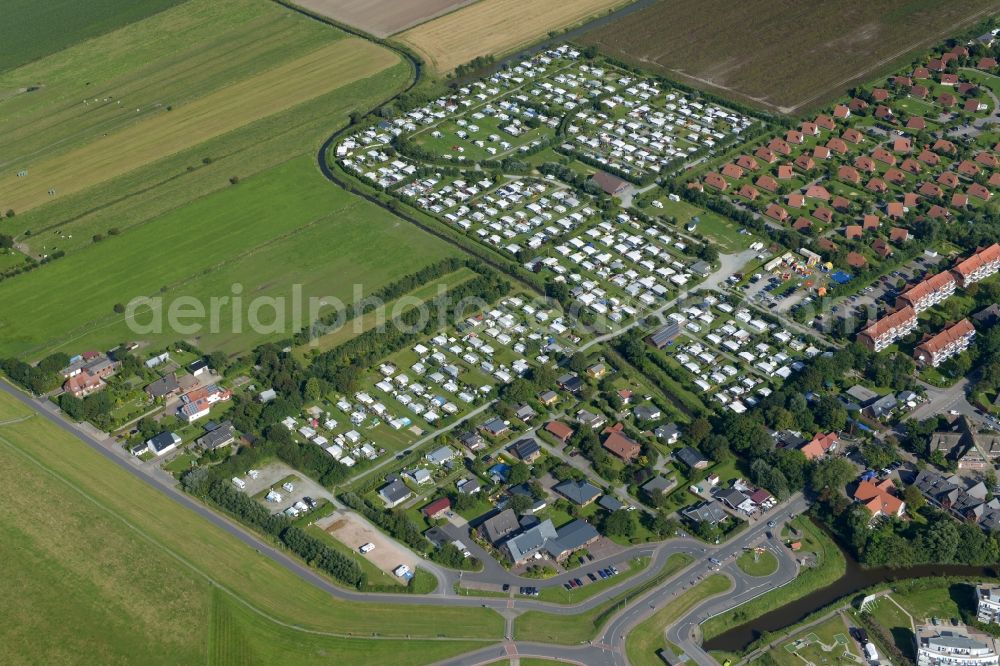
[397,0,627,72]
[1,0,337,168]
[625,575,731,666]
[581,0,1000,113]
[0,390,503,663]
[0,0,398,216]
[0,0,410,261]
[0,156,458,360]
[7,65,410,258]
[0,0,183,73]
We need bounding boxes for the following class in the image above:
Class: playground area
[771,613,864,666]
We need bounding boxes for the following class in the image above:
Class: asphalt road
[431,495,807,666]
[0,377,803,614]
[0,379,469,608]
[603,495,806,666]
[3,377,813,666]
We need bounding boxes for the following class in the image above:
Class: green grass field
[625,574,731,666]
[0,249,29,272]
[891,582,967,624]
[866,594,917,659]
[0,388,502,663]
[207,589,483,665]
[657,199,753,253]
[736,549,779,577]
[513,553,693,644]
[0,0,410,257]
[0,0,183,73]
[0,156,458,359]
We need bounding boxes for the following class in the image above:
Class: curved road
[9,14,793,661]
[430,495,806,666]
[2,377,808,666]
[0,5,827,665]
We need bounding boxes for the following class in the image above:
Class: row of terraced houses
[857,243,1000,363]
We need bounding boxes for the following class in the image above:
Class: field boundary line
[18,196,365,360]
[386,0,484,37]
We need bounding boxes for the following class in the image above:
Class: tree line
[0,352,68,394]
[183,472,366,588]
[309,270,509,393]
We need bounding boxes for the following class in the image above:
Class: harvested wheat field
[398,0,628,72]
[0,38,397,214]
[294,0,477,37]
[581,0,1000,114]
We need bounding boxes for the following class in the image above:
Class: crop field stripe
[0,16,317,141]
[0,38,398,214]
[293,0,479,38]
[6,63,409,259]
[0,0,185,74]
[397,0,627,72]
[209,588,253,666]
[0,0,325,137]
[0,18,327,164]
[781,3,1000,113]
[0,156,460,360]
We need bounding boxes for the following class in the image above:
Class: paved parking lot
[741,272,809,315]
[814,253,944,333]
